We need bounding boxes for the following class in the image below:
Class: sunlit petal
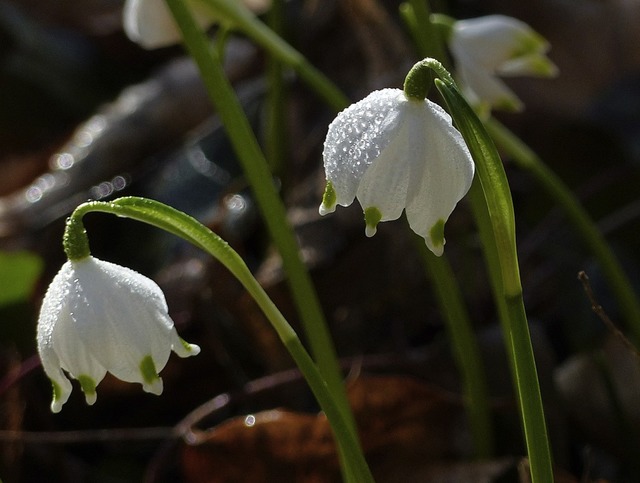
[36,256,200,412]
[405,103,475,255]
[449,14,557,111]
[123,0,272,50]
[322,89,404,211]
[320,88,475,255]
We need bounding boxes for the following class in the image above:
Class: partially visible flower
[319,88,475,256]
[37,256,200,412]
[448,15,558,112]
[123,0,271,49]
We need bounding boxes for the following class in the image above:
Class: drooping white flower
[123,0,271,49]
[37,256,200,412]
[319,88,475,256]
[449,15,558,112]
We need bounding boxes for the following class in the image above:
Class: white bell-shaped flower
[320,88,475,256]
[123,0,271,49]
[37,256,200,412]
[449,15,558,112]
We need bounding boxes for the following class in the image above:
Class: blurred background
[1,0,639,481]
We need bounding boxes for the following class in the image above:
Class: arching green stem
[163,0,358,448]
[403,57,454,101]
[197,0,349,111]
[65,197,374,483]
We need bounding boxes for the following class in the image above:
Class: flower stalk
[161,0,362,480]
[195,0,349,111]
[62,215,90,261]
[65,197,374,482]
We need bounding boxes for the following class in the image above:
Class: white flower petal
[451,16,534,68]
[36,262,75,412]
[355,97,438,233]
[497,54,559,78]
[320,88,475,255]
[322,89,405,210]
[51,315,107,403]
[70,259,175,383]
[355,133,412,224]
[404,102,475,255]
[123,0,273,50]
[38,345,73,413]
[457,62,523,112]
[123,0,216,49]
[449,14,557,111]
[170,331,202,358]
[36,256,200,411]
[139,354,164,395]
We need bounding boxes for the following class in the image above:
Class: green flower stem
[212,0,497,462]
[413,235,494,458]
[466,179,512,363]
[404,57,454,101]
[467,178,551,469]
[63,215,90,261]
[163,1,360,479]
[431,75,520,294]
[197,0,349,111]
[485,117,640,345]
[434,75,553,482]
[399,0,449,66]
[66,197,374,483]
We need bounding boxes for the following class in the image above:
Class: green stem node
[63,215,91,261]
[403,57,454,101]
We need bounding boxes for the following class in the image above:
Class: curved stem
[468,177,554,473]
[67,197,374,482]
[197,0,349,111]
[399,0,449,68]
[485,117,640,346]
[164,0,357,445]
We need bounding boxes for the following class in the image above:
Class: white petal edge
[123,0,216,49]
[322,88,406,209]
[404,100,475,255]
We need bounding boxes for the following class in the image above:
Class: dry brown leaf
[180,374,461,482]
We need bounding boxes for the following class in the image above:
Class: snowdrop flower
[37,256,200,412]
[123,0,270,49]
[448,15,558,112]
[320,88,475,256]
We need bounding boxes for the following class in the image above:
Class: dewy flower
[448,14,558,112]
[319,88,475,256]
[123,0,270,49]
[37,256,200,412]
